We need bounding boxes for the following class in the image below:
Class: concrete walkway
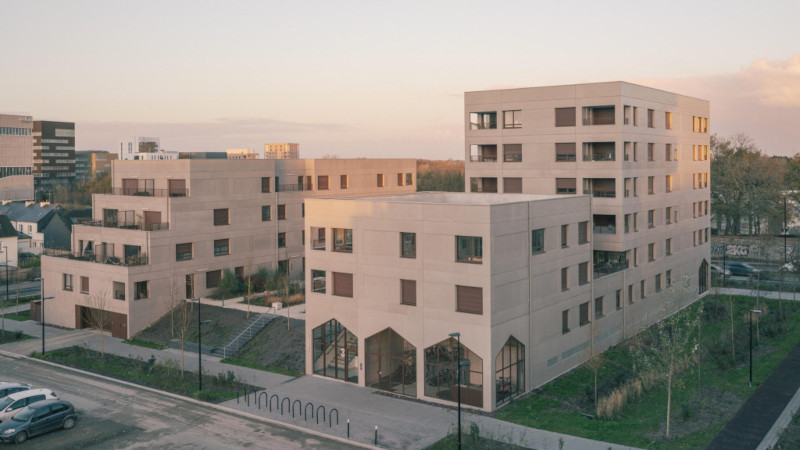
[1,317,637,450]
[200,295,307,320]
[718,287,800,300]
[706,339,800,449]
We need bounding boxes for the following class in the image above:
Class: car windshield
[0,397,13,410]
[11,406,35,422]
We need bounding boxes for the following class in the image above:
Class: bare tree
[176,300,193,378]
[245,253,254,319]
[728,294,736,361]
[84,290,112,357]
[584,303,604,417]
[168,276,183,339]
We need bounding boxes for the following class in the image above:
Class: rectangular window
[616,290,622,310]
[648,243,655,262]
[648,143,655,161]
[340,175,349,189]
[456,285,482,314]
[81,276,89,294]
[665,112,673,130]
[278,232,286,248]
[656,274,662,292]
[666,238,673,256]
[580,302,590,326]
[214,208,229,226]
[503,177,522,193]
[503,143,522,162]
[562,310,570,334]
[633,143,638,161]
[318,175,329,190]
[634,248,639,267]
[633,107,639,126]
[332,272,354,297]
[561,267,569,291]
[582,105,615,126]
[401,279,417,305]
[666,175,673,193]
[648,209,655,228]
[302,203,305,218]
[556,178,576,194]
[666,269,672,286]
[214,238,230,256]
[555,142,576,162]
[647,109,655,128]
[311,227,326,250]
[262,205,271,221]
[470,112,497,130]
[63,273,73,291]
[113,281,125,301]
[531,229,544,254]
[624,105,632,125]
[206,270,221,289]
[624,214,631,234]
[561,224,568,248]
[648,176,655,195]
[633,212,638,231]
[278,204,286,220]
[405,173,413,186]
[261,177,271,193]
[594,297,603,319]
[578,221,589,244]
[302,230,305,246]
[333,228,353,253]
[134,281,149,300]
[503,110,521,128]
[455,236,482,263]
[665,143,672,161]
[641,280,647,298]
[555,107,576,127]
[400,232,416,258]
[397,173,403,186]
[628,284,634,304]
[311,270,326,293]
[176,243,193,261]
[377,174,385,187]
[666,207,672,225]
[579,262,589,285]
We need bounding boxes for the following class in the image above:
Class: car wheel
[63,417,76,429]
[14,431,28,444]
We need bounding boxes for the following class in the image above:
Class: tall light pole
[750,309,762,387]
[1,245,7,337]
[35,277,45,354]
[449,332,467,450]
[189,297,211,391]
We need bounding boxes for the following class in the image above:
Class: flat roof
[318,191,578,206]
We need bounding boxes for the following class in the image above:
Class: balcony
[469,145,498,162]
[583,178,616,198]
[44,248,149,267]
[470,177,498,193]
[582,106,615,126]
[99,187,188,197]
[593,214,616,234]
[277,182,313,192]
[76,217,169,231]
[593,250,628,279]
[582,142,616,162]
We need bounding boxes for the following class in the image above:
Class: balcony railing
[469,156,498,162]
[311,240,326,250]
[586,190,615,198]
[594,260,628,278]
[277,183,313,192]
[593,225,616,234]
[76,218,169,231]
[98,187,189,197]
[43,248,149,267]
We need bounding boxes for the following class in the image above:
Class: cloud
[635,54,800,156]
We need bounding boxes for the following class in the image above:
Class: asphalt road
[0,280,41,300]
[0,353,358,449]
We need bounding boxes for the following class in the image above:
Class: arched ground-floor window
[312,319,358,383]
[699,259,708,294]
[424,337,483,407]
[365,328,416,397]
[495,336,525,406]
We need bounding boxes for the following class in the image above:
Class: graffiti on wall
[711,244,750,256]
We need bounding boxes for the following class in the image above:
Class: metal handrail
[222,310,274,358]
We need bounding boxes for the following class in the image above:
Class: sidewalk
[706,338,800,449]
[718,287,800,300]
[199,296,306,320]
[1,317,637,450]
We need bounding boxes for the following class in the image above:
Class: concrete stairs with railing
[210,311,276,359]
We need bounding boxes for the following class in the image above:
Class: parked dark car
[0,399,77,444]
[710,264,732,278]
[726,262,761,277]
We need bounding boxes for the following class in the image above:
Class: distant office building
[178,152,227,160]
[0,114,34,201]
[132,151,179,161]
[118,137,160,160]
[227,148,259,160]
[264,143,299,159]
[33,121,76,199]
[75,151,117,181]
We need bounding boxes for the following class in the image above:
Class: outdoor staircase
[211,311,276,358]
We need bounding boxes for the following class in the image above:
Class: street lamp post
[750,309,762,387]
[1,245,7,336]
[189,297,212,391]
[448,332,469,450]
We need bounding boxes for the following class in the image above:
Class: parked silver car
[0,389,57,423]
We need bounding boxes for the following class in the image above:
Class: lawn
[134,304,248,349]
[221,316,304,376]
[0,294,39,309]
[494,294,800,449]
[33,346,261,403]
[4,310,30,321]
[123,338,167,350]
[0,330,33,344]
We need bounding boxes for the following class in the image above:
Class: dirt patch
[645,388,743,442]
[134,304,248,349]
[227,316,305,374]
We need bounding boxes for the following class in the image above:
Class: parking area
[0,353,357,449]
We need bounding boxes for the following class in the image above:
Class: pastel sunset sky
[2,1,798,159]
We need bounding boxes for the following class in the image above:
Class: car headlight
[2,428,15,435]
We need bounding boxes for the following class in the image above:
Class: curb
[757,386,800,450]
[0,349,378,450]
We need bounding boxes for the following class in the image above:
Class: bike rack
[269,394,279,412]
[236,387,248,406]
[280,397,290,415]
[292,399,302,418]
[316,405,326,425]
[329,408,339,428]
[304,402,314,421]
[257,391,268,410]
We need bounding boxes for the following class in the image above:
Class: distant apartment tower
[75,151,117,181]
[119,137,160,160]
[0,114,34,201]
[264,143,299,159]
[33,121,76,199]
[227,148,260,160]
[41,157,416,339]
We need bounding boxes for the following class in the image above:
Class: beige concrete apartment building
[264,143,299,159]
[41,158,416,339]
[305,192,594,411]
[0,114,34,201]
